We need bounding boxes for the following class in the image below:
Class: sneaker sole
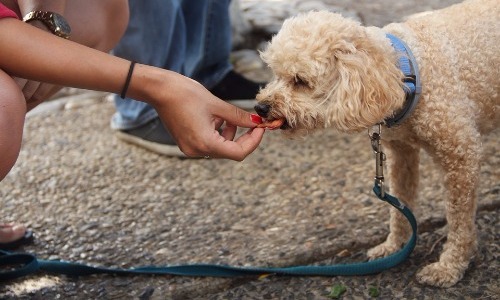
[115,131,187,157]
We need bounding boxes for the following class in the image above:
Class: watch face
[52,14,71,37]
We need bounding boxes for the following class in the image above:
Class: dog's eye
[293,75,309,88]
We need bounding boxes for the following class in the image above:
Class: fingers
[205,101,265,160]
[181,121,264,160]
[212,100,261,129]
[12,77,62,109]
[214,118,224,130]
[210,127,265,161]
[21,80,40,102]
[31,84,63,110]
[12,77,28,90]
[220,123,237,141]
[12,77,41,101]
[152,75,265,161]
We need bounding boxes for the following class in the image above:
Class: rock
[232,0,361,49]
[230,0,362,83]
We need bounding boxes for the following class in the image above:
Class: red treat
[257,118,285,130]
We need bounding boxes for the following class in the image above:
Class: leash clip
[368,124,386,197]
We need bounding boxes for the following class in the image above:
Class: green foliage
[327,283,347,299]
[368,285,380,298]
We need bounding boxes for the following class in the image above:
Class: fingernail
[250,114,263,124]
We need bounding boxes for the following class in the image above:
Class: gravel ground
[1,99,498,299]
[1,0,499,299]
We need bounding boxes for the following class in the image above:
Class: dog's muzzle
[253,103,290,129]
[254,103,271,118]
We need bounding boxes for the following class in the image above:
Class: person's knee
[0,75,26,181]
[99,0,129,52]
[66,0,129,52]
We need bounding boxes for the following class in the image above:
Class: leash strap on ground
[0,182,417,281]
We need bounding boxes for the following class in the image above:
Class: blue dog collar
[384,34,422,128]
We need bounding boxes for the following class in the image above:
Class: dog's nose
[254,103,271,118]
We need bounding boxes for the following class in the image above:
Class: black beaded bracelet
[120,61,136,99]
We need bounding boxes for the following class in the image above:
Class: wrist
[23,11,71,39]
[127,64,175,107]
[25,19,50,32]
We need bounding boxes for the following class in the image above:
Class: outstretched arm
[0,18,265,160]
[9,0,128,110]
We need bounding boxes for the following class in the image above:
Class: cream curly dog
[254,0,499,287]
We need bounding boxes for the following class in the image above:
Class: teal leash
[1,126,417,281]
[0,185,416,281]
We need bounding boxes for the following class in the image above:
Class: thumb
[214,101,263,128]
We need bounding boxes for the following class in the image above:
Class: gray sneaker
[115,117,186,157]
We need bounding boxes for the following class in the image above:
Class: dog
[254,0,499,287]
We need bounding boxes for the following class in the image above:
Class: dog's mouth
[257,118,290,130]
[253,103,290,130]
[279,119,290,130]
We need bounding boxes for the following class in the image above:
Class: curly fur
[257,0,499,287]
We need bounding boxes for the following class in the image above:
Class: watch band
[23,11,71,39]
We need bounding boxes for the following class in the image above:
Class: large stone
[232,0,361,49]
[230,0,362,83]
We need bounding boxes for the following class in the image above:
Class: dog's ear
[326,49,405,131]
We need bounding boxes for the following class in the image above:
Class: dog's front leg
[367,141,420,258]
[415,126,480,287]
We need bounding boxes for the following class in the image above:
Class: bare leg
[0,70,26,181]
[65,0,129,53]
[0,70,28,243]
[0,0,128,242]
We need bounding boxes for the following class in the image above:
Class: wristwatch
[23,11,71,39]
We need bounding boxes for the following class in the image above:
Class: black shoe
[209,70,264,110]
[115,118,186,157]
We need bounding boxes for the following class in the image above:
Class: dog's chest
[382,125,420,147]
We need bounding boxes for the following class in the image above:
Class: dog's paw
[367,241,401,259]
[416,262,463,287]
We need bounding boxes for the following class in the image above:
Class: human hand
[13,77,61,111]
[12,15,64,111]
[146,70,265,161]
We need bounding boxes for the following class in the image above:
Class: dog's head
[255,11,405,136]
